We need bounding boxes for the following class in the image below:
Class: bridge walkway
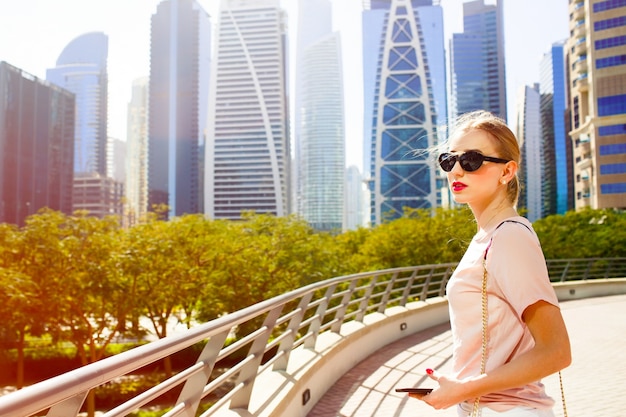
[308,294,626,417]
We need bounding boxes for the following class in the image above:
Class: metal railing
[0,257,624,417]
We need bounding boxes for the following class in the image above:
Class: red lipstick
[452,181,467,192]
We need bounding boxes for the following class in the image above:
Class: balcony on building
[573,1,585,20]
[573,72,589,92]
[575,37,587,55]
[573,19,586,37]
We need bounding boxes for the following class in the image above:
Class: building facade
[294,0,345,231]
[148,0,211,218]
[363,0,439,225]
[0,62,75,225]
[205,0,290,219]
[567,0,626,210]
[125,77,149,225]
[540,41,572,215]
[46,32,108,176]
[450,0,506,120]
[516,84,543,222]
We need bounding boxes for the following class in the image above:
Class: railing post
[356,274,378,322]
[331,279,358,333]
[273,293,313,371]
[439,266,453,297]
[46,392,88,417]
[401,269,419,306]
[378,271,399,313]
[560,260,570,282]
[230,305,284,410]
[420,267,435,301]
[304,284,337,349]
[174,329,229,416]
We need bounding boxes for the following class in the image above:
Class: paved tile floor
[308,294,626,417]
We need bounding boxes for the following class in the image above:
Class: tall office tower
[540,41,572,215]
[450,0,506,120]
[567,0,626,210]
[125,77,149,225]
[205,0,290,219]
[516,84,543,222]
[47,32,108,176]
[0,62,75,226]
[107,137,126,183]
[148,0,211,218]
[294,0,345,231]
[363,0,439,225]
[344,165,366,230]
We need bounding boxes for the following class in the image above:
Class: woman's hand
[408,368,475,410]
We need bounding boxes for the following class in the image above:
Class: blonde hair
[447,110,521,206]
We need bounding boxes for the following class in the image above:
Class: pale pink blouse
[446,216,559,411]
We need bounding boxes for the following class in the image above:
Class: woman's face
[443,129,509,207]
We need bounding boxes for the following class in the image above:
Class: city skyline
[0,0,569,172]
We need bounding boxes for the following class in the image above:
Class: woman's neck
[473,203,518,232]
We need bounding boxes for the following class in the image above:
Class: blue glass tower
[47,32,108,176]
[363,0,439,225]
[540,41,570,215]
[450,0,506,120]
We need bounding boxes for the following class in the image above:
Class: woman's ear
[502,160,518,183]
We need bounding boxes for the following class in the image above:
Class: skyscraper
[540,41,571,215]
[516,84,543,222]
[205,0,290,219]
[47,32,108,176]
[148,0,211,218]
[450,0,506,120]
[567,0,626,210]
[363,0,439,225]
[125,77,149,225]
[294,0,345,231]
[0,62,75,226]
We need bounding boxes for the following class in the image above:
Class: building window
[596,55,626,68]
[600,163,626,175]
[599,143,626,155]
[600,183,626,194]
[595,35,626,50]
[598,94,626,116]
[573,96,580,128]
[594,16,626,31]
[593,0,626,13]
[599,124,626,136]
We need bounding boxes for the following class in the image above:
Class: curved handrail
[0,258,624,417]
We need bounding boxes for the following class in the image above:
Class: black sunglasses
[438,150,510,172]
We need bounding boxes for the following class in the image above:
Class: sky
[0,0,569,172]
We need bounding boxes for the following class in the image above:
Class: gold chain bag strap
[470,221,569,417]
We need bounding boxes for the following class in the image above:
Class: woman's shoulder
[493,216,539,245]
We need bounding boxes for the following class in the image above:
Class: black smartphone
[395,388,433,395]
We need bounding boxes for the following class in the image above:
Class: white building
[205,0,290,219]
[294,0,345,231]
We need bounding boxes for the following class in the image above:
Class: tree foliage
[0,206,623,390]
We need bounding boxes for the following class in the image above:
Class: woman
[411,111,571,416]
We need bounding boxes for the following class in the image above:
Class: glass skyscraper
[125,77,149,225]
[516,84,543,222]
[0,62,75,226]
[47,32,108,176]
[205,0,290,219]
[148,0,211,218]
[450,0,506,120]
[294,0,345,231]
[363,0,440,225]
[540,41,571,215]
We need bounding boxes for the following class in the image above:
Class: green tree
[352,207,475,271]
[534,208,626,259]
